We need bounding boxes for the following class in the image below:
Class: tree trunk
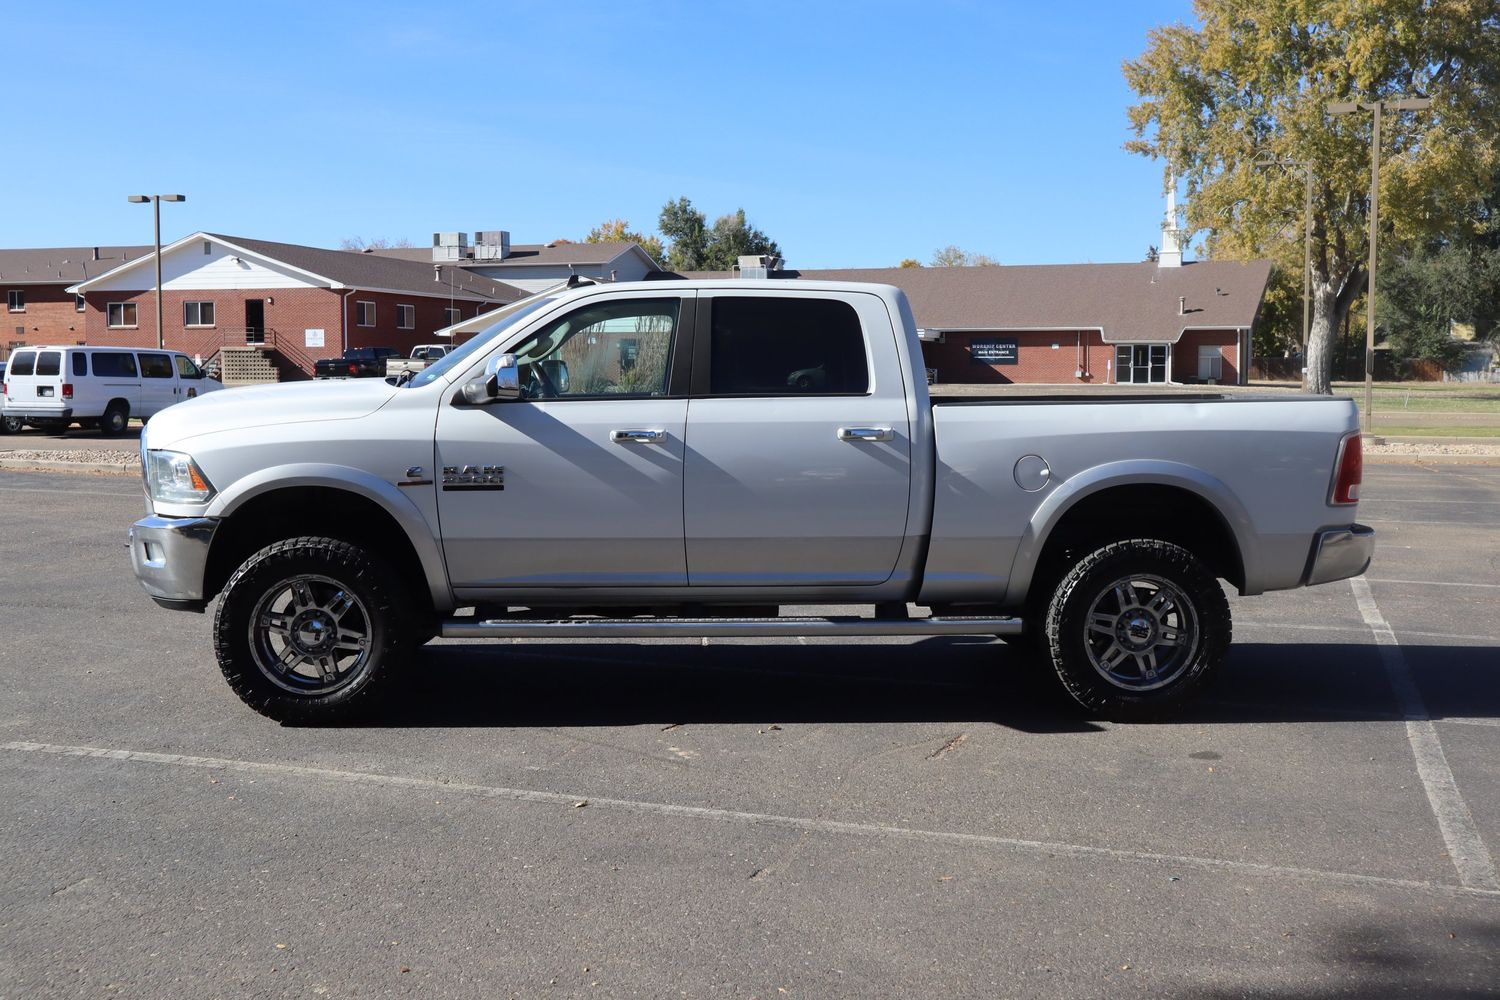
[1304,282,1341,393]
[1304,266,1362,394]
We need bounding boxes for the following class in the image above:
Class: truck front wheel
[213,536,413,722]
[1044,538,1230,720]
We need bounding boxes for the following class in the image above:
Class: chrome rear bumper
[1305,523,1375,586]
[129,515,219,611]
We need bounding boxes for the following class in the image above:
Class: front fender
[1002,460,1256,606]
[206,463,453,612]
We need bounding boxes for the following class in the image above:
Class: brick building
[67,233,525,378]
[0,245,149,358]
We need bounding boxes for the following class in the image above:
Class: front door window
[1116,344,1168,384]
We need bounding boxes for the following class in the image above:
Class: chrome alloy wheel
[248,574,373,695]
[1083,574,1200,692]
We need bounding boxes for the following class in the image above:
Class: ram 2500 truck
[128,279,1373,722]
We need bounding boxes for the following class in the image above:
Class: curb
[0,458,139,476]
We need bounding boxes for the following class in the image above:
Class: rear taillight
[1331,432,1362,505]
[348,363,358,376]
[61,383,73,399]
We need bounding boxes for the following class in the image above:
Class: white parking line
[1365,578,1500,590]
[1442,718,1500,729]
[1350,577,1500,891]
[3,739,1497,901]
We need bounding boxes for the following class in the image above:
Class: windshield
[407,296,557,388]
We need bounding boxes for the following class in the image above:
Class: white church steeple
[1158,176,1186,268]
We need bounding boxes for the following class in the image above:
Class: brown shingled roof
[682,260,1273,344]
[214,234,527,302]
[0,245,152,284]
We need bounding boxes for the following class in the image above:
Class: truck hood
[144,379,399,451]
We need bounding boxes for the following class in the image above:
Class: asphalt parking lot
[2,464,1497,999]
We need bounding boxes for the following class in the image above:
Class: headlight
[144,450,215,504]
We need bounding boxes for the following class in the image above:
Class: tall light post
[127,193,186,349]
[1327,97,1430,437]
[1252,153,1315,370]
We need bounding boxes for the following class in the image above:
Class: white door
[684,292,912,587]
[136,352,177,415]
[435,294,690,592]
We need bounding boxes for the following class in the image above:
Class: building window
[356,301,376,327]
[107,302,138,328]
[203,241,212,255]
[183,301,216,327]
[1197,345,1223,382]
[1115,344,1168,384]
[75,294,86,313]
[443,307,461,326]
[6,290,23,312]
[397,304,415,329]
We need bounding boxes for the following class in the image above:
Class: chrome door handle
[610,429,665,444]
[837,426,893,442]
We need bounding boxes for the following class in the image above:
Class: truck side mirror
[461,353,522,405]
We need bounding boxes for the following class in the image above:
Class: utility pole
[1328,97,1432,438]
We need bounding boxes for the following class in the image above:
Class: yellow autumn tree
[1125,0,1500,392]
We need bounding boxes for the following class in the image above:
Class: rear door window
[708,297,869,395]
[72,353,88,377]
[138,353,173,379]
[92,352,138,378]
[36,351,61,377]
[9,351,35,376]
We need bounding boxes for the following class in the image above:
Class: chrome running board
[440,615,1023,640]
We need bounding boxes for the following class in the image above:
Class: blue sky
[4,1,1194,268]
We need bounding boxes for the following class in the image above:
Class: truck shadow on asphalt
[346,638,1500,732]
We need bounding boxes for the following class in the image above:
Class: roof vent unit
[736,254,780,279]
[473,230,511,260]
[432,232,470,262]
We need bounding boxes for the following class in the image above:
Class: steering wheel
[525,362,562,400]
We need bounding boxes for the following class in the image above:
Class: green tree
[658,197,783,272]
[658,197,710,271]
[1124,0,1500,392]
[1380,169,1500,369]
[584,218,665,267]
[929,245,1000,267]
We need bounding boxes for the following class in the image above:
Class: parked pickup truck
[386,344,452,380]
[128,279,1373,723]
[313,347,400,379]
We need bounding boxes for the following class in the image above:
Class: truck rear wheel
[213,536,413,722]
[1043,538,1230,720]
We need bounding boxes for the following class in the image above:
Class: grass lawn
[1328,383,1500,416]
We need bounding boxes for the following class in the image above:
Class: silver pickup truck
[128,279,1373,722]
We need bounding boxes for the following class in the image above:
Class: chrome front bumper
[1305,523,1375,586]
[128,515,219,611]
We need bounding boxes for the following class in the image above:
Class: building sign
[970,338,1017,365]
[304,328,325,348]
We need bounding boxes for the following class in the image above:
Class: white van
[2,346,225,436]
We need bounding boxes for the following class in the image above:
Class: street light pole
[127,193,186,350]
[1327,97,1430,437]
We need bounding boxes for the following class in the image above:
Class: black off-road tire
[213,536,414,723]
[1044,538,1231,720]
[100,403,129,437]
